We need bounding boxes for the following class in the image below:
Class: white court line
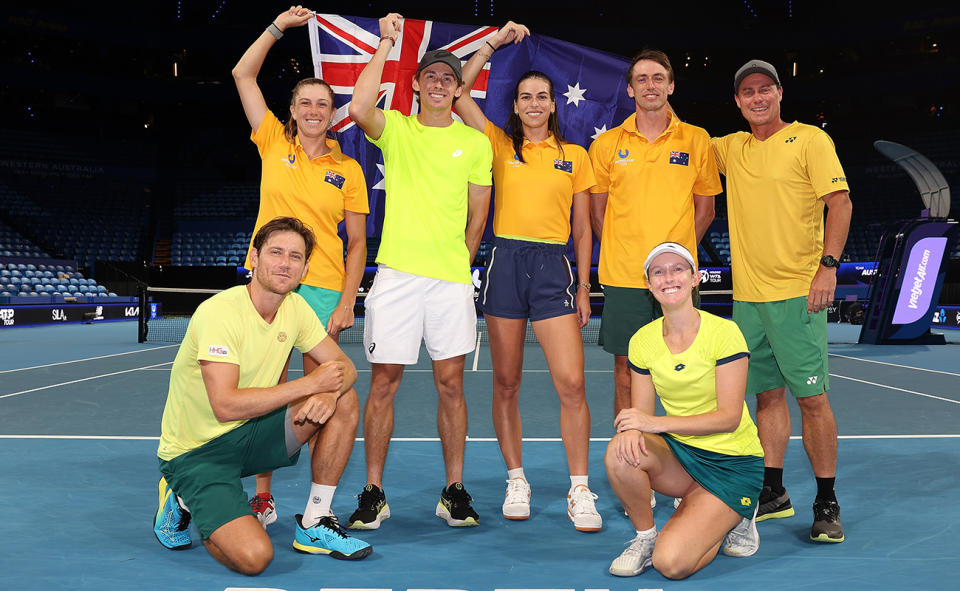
[829,353,960,378]
[0,345,178,374]
[2,434,958,441]
[830,373,960,405]
[0,362,173,400]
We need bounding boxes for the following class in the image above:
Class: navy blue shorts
[478,236,577,321]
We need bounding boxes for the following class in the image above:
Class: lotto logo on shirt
[669,151,689,166]
[554,159,573,173]
[208,345,229,357]
[324,170,346,189]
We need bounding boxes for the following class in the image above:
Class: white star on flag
[563,82,587,106]
[591,124,608,140]
[372,162,386,191]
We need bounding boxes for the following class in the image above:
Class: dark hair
[252,216,316,261]
[625,49,675,85]
[284,78,336,144]
[505,71,565,164]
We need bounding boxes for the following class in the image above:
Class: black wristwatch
[820,255,840,268]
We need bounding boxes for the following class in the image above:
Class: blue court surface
[2,321,959,590]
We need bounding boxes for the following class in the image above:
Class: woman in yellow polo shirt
[605,242,763,579]
[458,23,600,531]
[232,6,368,535]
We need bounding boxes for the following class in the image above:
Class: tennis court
[2,320,959,590]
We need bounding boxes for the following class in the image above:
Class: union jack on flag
[307,14,636,237]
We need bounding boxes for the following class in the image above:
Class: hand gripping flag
[308,14,635,237]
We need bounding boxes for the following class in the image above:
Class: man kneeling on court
[153,216,371,574]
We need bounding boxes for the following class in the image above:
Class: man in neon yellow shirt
[712,60,852,543]
[345,13,492,529]
[153,217,371,574]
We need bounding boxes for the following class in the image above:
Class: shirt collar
[294,135,343,163]
[622,110,679,141]
[522,133,560,150]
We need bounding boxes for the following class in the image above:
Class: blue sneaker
[153,477,191,550]
[293,514,372,560]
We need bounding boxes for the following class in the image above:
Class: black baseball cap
[416,49,463,82]
[734,59,780,93]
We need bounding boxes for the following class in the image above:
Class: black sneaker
[810,498,844,543]
[347,484,390,530]
[435,482,479,527]
[756,485,795,522]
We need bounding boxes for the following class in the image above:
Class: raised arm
[232,5,313,132]
[457,21,530,132]
[347,13,402,140]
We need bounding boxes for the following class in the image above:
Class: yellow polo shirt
[485,121,595,243]
[245,111,369,292]
[712,122,850,302]
[589,112,721,288]
[157,286,327,461]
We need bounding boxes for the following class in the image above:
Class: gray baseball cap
[417,49,463,81]
[734,59,780,92]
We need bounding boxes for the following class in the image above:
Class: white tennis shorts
[363,265,476,364]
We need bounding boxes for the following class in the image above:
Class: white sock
[507,467,526,481]
[302,483,337,527]
[636,526,658,538]
[569,475,589,491]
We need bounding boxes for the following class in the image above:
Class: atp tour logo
[0,308,14,326]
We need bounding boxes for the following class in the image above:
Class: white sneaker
[673,497,682,509]
[722,505,760,557]
[650,489,656,508]
[609,531,657,576]
[502,478,531,520]
[567,485,602,532]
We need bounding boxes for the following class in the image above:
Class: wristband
[267,23,283,40]
[485,41,496,52]
[380,36,395,47]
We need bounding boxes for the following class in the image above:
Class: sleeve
[710,134,730,176]
[626,327,651,375]
[342,158,370,214]
[194,302,242,366]
[693,130,723,196]
[250,110,284,156]
[805,129,849,198]
[483,120,510,163]
[587,134,611,193]
[366,108,395,151]
[469,130,494,186]
[714,318,750,366]
[571,145,597,194]
[292,293,329,353]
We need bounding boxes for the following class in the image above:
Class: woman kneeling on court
[605,242,763,579]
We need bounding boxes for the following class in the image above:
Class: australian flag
[307,14,636,237]
[324,170,346,189]
[669,151,690,166]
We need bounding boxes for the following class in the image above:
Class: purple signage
[891,237,947,324]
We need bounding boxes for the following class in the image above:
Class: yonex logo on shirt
[784,137,797,143]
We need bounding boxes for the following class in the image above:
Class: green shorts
[598,285,661,356]
[733,297,829,398]
[661,434,763,519]
[157,406,301,539]
[296,284,342,326]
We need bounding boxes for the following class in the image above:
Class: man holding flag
[344,13,493,529]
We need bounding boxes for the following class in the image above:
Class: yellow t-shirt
[627,311,762,457]
[485,121,595,243]
[157,285,327,461]
[712,122,850,302]
[245,111,369,292]
[367,109,493,284]
[589,113,722,288]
